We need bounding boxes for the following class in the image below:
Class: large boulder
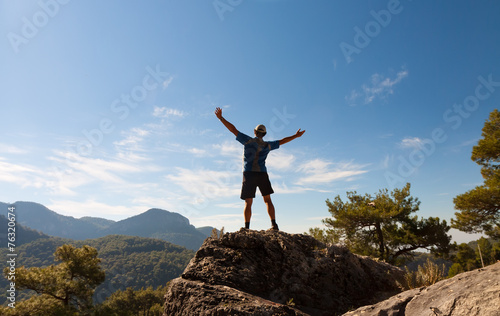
[344,261,500,316]
[164,229,403,315]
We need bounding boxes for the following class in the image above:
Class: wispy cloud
[114,128,150,152]
[448,138,480,153]
[272,181,327,194]
[47,199,143,219]
[188,148,207,156]
[458,138,479,147]
[0,143,29,154]
[400,137,425,150]
[379,133,394,139]
[346,68,408,105]
[153,106,187,118]
[296,159,369,185]
[345,90,361,106]
[189,213,242,229]
[131,195,179,212]
[266,150,296,171]
[50,151,143,186]
[165,167,240,201]
[380,154,392,169]
[0,157,44,188]
[45,142,163,196]
[215,203,242,209]
[213,141,242,158]
[162,76,174,90]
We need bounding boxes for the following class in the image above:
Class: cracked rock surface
[344,261,500,316]
[163,229,403,316]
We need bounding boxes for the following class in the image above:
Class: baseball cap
[254,124,267,134]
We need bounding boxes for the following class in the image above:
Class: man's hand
[215,107,223,120]
[295,129,306,138]
[215,107,239,136]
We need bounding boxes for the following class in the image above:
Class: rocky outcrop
[163,229,403,315]
[344,261,500,316]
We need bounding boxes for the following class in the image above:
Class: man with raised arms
[215,107,305,231]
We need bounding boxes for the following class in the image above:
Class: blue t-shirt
[236,132,280,172]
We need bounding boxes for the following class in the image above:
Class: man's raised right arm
[215,107,239,137]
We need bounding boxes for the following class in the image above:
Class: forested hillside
[0,234,195,304]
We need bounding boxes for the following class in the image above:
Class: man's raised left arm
[279,129,305,146]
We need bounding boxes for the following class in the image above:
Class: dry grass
[398,258,446,290]
[211,227,225,240]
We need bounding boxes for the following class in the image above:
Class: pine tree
[452,109,500,238]
[96,285,166,315]
[2,245,105,315]
[311,183,451,264]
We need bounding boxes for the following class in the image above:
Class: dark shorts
[240,172,274,200]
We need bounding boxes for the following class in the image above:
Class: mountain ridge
[0,201,213,250]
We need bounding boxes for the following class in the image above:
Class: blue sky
[1,0,499,244]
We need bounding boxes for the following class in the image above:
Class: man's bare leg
[263,195,279,230]
[244,198,253,229]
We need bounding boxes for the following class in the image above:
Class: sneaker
[271,224,279,231]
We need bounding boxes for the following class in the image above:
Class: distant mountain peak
[143,208,179,217]
[0,201,212,251]
[121,208,190,224]
[111,208,192,232]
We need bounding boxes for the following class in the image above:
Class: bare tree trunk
[375,222,385,259]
